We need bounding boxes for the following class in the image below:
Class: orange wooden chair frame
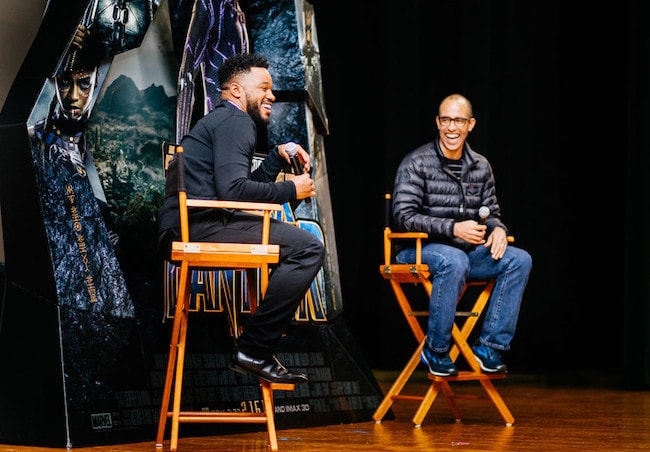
[155,144,294,452]
[372,194,514,427]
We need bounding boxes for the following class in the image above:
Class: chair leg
[155,305,182,447]
[388,279,426,342]
[479,379,515,425]
[372,339,425,423]
[438,380,463,421]
[156,263,191,451]
[156,263,297,451]
[261,380,279,451]
[170,265,192,452]
[412,379,443,427]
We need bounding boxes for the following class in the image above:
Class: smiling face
[241,67,275,124]
[224,67,276,125]
[435,95,476,159]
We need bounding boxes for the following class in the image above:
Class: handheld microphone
[285,142,303,175]
[285,142,311,203]
[478,206,490,225]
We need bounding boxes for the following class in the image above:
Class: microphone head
[479,206,490,220]
[285,142,297,156]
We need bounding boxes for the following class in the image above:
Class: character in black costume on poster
[27,0,159,313]
[28,25,133,315]
[33,24,120,246]
[168,0,249,141]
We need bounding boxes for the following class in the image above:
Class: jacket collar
[433,136,478,167]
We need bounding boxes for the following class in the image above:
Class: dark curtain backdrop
[284,1,650,389]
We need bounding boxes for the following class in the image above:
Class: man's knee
[309,236,326,266]
[512,248,533,274]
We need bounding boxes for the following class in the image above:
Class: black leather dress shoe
[229,351,308,384]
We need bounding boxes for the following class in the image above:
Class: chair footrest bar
[455,311,478,317]
[177,411,269,423]
[269,383,296,391]
[408,311,429,317]
[428,371,507,382]
[445,394,492,402]
[391,394,427,402]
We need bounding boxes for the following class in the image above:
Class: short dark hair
[218,53,269,88]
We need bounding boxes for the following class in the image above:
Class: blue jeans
[396,243,532,353]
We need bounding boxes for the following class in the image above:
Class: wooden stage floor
[1,371,648,452]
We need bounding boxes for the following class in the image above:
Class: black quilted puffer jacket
[392,137,508,251]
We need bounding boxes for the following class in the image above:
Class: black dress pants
[159,209,325,359]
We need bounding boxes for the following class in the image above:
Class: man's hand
[278,142,311,174]
[484,226,508,260]
[453,220,487,245]
[290,172,315,200]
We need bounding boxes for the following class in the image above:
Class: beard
[246,98,269,128]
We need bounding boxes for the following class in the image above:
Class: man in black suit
[158,53,324,384]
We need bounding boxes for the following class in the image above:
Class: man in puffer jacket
[392,93,532,377]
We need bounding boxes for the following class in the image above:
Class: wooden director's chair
[155,144,295,452]
[372,194,515,427]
